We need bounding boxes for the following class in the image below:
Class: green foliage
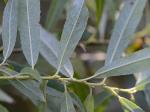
[2,0,18,63]
[0,104,9,112]
[0,0,150,111]
[18,0,40,69]
[119,97,144,112]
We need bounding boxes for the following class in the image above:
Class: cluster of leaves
[0,0,150,112]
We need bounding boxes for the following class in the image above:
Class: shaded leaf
[135,71,150,108]
[92,48,150,78]
[46,87,64,112]
[61,84,75,112]
[2,0,18,62]
[119,97,144,112]
[38,80,48,112]
[94,89,112,108]
[21,67,41,82]
[57,0,89,77]
[0,104,9,112]
[0,67,45,105]
[18,0,40,68]
[95,0,105,25]
[45,0,68,31]
[71,92,85,112]
[68,81,89,102]
[105,0,146,65]
[84,90,94,112]
[40,27,73,77]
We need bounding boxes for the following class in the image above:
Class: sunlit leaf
[105,0,146,65]
[92,48,150,78]
[57,0,89,77]
[40,27,73,77]
[2,0,18,63]
[119,97,144,112]
[18,0,40,69]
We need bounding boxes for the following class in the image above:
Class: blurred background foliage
[0,0,150,112]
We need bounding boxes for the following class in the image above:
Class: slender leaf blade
[45,0,68,31]
[0,104,9,112]
[2,0,18,62]
[105,0,146,65]
[93,48,150,78]
[119,97,144,112]
[0,67,45,105]
[84,92,94,112]
[0,89,14,103]
[57,0,89,76]
[21,67,41,82]
[18,0,40,68]
[61,92,76,112]
[135,71,150,108]
[40,27,73,77]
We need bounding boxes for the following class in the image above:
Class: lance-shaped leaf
[18,0,40,68]
[40,27,73,77]
[84,91,94,112]
[119,97,144,112]
[0,104,9,112]
[57,0,89,76]
[105,0,146,65]
[2,0,18,62]
[46,87,64,112]
[135,71,150,108]
[91,48,150,78]
[0,89,14,103]
[0,67,45,105]
[45,0,68,31]
[61,84,75,112]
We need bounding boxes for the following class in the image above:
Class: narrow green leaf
[40,27,73,77]
[45,0,68,31]
[38,80,48,112]
[21,67,41,82]
[119,97,144,112]
[0,89,14,103]
[2,0,18,63]
[46,87,63,112]
[93,48,150,78]
[0,67,45,105]
[105,0,146,65]
[95,0,105,25]
[57,0,89,77]
[18,0,40,69]
[135,71,150,108]
[61,84,76,112]
[71,93,86,112]
[84,90,94,112]
[0,104,9,112]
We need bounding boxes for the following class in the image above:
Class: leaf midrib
[57,0,84,72]
[4,0,14,62]
[108,0,139,64]
[95,55,150,77]
[26,0,34,69]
